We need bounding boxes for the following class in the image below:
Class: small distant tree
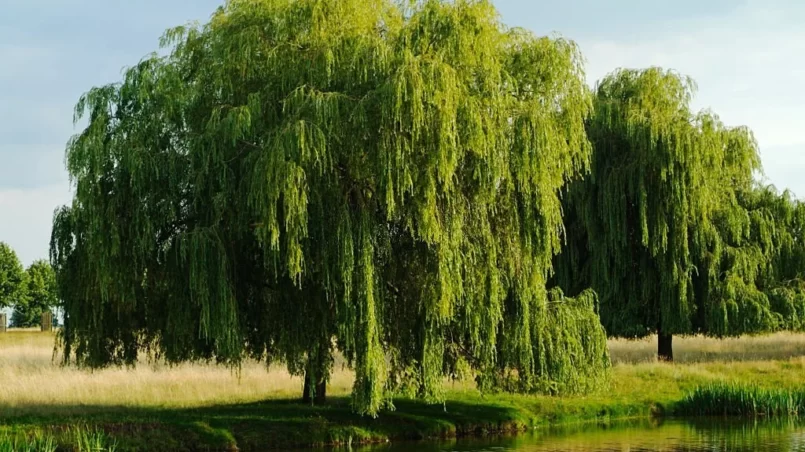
[0,242,25,310]
[11,260,58,328]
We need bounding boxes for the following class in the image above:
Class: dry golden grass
[0,330,353,415]
[608,332,805,364]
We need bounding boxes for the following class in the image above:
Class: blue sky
[1,0,804,266]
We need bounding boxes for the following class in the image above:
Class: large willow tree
[555,68,768,360]
[51,0,609,415]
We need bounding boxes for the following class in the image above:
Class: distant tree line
[47,0,805,415]
[0,242,59,328]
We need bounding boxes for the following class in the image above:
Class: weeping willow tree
[51,0,609,415]
[554,68,769,361]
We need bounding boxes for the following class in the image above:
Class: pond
[340,418,805,451]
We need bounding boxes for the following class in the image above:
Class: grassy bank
[2,331,805,450]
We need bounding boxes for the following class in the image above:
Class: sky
[1,0,804,267]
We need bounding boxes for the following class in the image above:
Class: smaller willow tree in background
[51,0,610,416]
[555,68,774,361]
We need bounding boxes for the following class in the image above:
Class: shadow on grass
[0,397,529,451]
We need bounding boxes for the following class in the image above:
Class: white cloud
[0,184,72,265]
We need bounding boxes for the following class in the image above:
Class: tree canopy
[11,260,58,328]
[703,184,805,335]
[554,68,770,360]
[0,242,25,310]
[51,0,610,415]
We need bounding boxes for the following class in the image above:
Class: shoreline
[1,383,801,450]
[0,385,755,451]
[0,397,660,451]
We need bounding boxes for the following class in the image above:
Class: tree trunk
[657,331,673,362]
[302,338,329,405]
[302,372,327,404]
[314,378,326,404]
[303,374,311,404]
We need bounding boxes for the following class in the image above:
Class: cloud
[0,184,72,265]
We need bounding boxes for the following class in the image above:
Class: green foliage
[0,242,25,310]
[479,289,610,396]
[11,260,58,328]
[51,0,609,415]
[697,184,805,336]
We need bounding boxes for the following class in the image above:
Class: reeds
[0,427,115,452]
[678,383,805,417]
[69,427,117,452]
[0,432,55,452]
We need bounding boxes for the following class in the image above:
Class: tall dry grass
[608,332,805,364]
[0,331,353,415]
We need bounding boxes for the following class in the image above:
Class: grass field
[608,332,805,364]
[0,331,354,415]
[2,330,805,450]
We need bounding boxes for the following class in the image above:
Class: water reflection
[341,418,805,451]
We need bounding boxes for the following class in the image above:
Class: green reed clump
[69,427,116,452]
[0,432,55,452]
[0,427,115,452]
[678,383,805,417]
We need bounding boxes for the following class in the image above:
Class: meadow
[2,330,805,450]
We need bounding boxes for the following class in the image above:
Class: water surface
[344,418,805,451]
